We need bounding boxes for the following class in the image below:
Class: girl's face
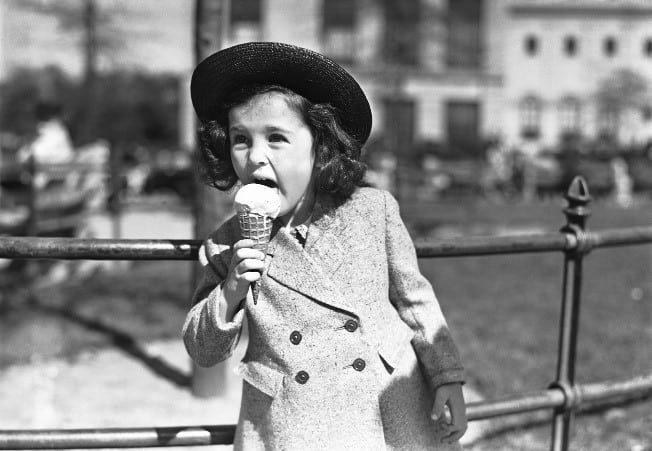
[229,91,316,225]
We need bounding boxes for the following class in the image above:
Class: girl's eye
[269,133,287,143]
[232,135,248,145]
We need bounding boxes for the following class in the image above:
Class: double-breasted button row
[295,370,309,384]
[290,330,302,345]
[289,330,307,384]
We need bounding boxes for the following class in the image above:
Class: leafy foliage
[0,66,180,150]
[595,68,650,111]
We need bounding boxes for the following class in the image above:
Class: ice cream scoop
[233,183,281,217]
[233,183,281,303]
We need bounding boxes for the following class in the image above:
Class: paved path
[0,338,245,450]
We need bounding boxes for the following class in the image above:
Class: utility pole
[191,0,231,398]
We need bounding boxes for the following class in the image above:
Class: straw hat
[190,42,372,145]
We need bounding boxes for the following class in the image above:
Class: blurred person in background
[17,101,75,189]
[481,136,513,201]
[516,137,541,202]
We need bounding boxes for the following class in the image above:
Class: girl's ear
[312,142,324,169]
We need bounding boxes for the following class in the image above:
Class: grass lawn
[415,199,652,450]
[1,198,650,450]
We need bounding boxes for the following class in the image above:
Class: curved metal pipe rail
[1,374,650,449]
[1,225,651,260]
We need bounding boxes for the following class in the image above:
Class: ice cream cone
[233,183,280,304]
[237,211,273,303]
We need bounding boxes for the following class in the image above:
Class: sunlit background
[0,1,651,450]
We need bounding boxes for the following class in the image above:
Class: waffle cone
[237,211,273,302]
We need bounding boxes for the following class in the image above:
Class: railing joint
[549,380,583,412]
[561,225,597,256]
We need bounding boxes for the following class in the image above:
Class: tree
[0,66,180,150]
[595,69,650,111]
[0,66,74,137]
[190,0,232,399]
[14,0,128,143]
[594,69,651,146]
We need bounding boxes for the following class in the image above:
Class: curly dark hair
[196,85,367,200]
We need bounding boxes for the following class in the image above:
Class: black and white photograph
[0,1,651,450]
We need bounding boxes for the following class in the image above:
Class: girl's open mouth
[252,178,278,189]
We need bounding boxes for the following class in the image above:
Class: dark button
[344,319,358,332]
[290,331,302,345]
[295,370,309,384]
[352,358,366,372]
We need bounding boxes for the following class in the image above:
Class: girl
[183,42,467,450]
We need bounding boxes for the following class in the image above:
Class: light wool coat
[183,187,465,450]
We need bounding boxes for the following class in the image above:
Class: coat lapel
[266,195,358,317]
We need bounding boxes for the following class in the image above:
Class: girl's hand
[222,239,265,307]
[431,382,467,444]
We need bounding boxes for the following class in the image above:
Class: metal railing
[1,176,651,450]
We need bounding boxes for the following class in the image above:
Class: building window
[564,36,578,57]
[230,0,261,42]
[604,37,617,57]
[324,0,355,28]
[383,98,416,155]
[519,96,542,139]
[231,0,261,23]
[446,101,481,156]
[559,97,581,139]
[322,0,356,62]
[597,107,619,139]
[446,0,483,69]
[524,35,539,56]
[642,106,652,121]
[644,38,652,57]
[383,0,420,66]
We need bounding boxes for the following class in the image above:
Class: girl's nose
[248,139,268,166]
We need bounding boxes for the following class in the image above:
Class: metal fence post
[550,176,592,451]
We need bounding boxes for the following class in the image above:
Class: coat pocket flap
[377,320,415,371]
[235,360,284,398]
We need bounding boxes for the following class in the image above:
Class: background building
[221,0,503,160]
[4,0,652,156]
[222,0,652,156]
[503,0,652,150]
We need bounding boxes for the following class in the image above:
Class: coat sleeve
[383,190,465,390]
[182,237,245,367]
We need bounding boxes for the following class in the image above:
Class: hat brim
[191,42,372,145]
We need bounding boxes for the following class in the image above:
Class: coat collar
[265,194,359,317]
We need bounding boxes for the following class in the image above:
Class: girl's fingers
[430,394,447,421]
[448,395,467,434]
[441,428,465,444]
[233,240,265,262]
[235,258,265,277]
[238,270,261,283]
[440,408,467,444]
[235,248,265,261]
[233,239,256,250]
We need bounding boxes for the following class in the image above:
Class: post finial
[563,176,591,232]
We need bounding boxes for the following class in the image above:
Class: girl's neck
[280,190,316,230]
